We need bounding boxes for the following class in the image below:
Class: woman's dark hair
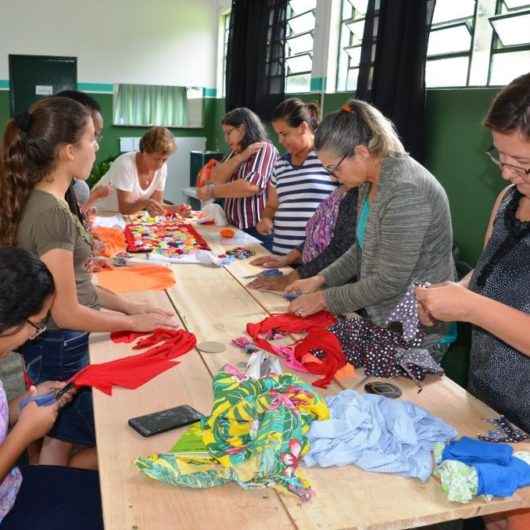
[0,97,90,246]
[272,98,320,131]
[484,73,530,140]
[0,248,54,334]
[221,107,268,150]
[54,90,102,113]
[314,98,404,158]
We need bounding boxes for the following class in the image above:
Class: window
[217,12,231,98]
[285,0,316,93]
[426,0,477,87]
[336,0,369,92]
[488,1,530,85]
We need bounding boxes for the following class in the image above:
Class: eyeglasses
[486,147,530,178]
[223,127,237,138]
[324,154,348,177]
[26,319,47,340]
[0,319,46,340]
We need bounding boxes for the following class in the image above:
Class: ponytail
[0,97,90,245]
[315,99,405,158]
[272,98,320,132]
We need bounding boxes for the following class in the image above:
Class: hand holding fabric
[289,291,327,318]
[248,271,298,292]
[146,199,165,216]
[285,275,325,295]
[416,282,475,325]
[250,255,289,268]
[16,394,60,443]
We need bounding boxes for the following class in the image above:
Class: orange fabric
[197,159,219,187]
[91,227,127,257]
[95,265,175,293]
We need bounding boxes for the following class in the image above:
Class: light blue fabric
[356,199,370,249]
[303,389,457,481]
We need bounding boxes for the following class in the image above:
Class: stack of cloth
[136,354,329,500]
[434,436,530,503]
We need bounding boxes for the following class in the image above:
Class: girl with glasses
[0,248,103,530]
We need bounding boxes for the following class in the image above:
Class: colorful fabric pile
[246,311,348,388]
[124,215,210,256]
[136,367,329,500]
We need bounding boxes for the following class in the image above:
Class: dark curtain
[357,0,436,163]
[225,0,288,121]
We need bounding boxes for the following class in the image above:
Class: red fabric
[72,329,196,395]
[110,330,150,344]
[246,312,348,388]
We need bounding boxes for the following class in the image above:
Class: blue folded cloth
[476,456,530,497]
[442,436,513,466]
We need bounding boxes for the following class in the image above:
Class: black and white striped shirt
[271,151,338,255]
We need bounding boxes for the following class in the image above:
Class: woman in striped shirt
[197,107,278,249]
[255,98,338,255]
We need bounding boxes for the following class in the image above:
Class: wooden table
[90,223,530,530]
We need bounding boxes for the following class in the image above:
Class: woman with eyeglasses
[415,75,530,530]
[0,248,103,530]
[285,99,455,358]
[0,97,178,468]
[196,107,278,249]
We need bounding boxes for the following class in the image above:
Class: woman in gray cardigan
[286,99,455,340]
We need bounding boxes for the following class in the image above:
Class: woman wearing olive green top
[0,97,178,468]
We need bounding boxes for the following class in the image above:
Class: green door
[9,54,77,115]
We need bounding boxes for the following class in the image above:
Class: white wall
[0,0,219,87]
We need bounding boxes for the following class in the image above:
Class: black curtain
[356,0,436,163]
[225,0,288,121]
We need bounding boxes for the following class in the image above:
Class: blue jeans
[18,330,95,446]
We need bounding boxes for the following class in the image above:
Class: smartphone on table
[128,405,204,437]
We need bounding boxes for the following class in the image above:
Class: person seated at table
[0,248,103,530]
[284,99,455,355]
[416,73,530,530]
[94,126,176,215]
[0,97,178,468]
[196,107,278,250]
[248,184,358,292]
[254,98,338,255]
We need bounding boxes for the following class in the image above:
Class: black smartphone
[128,405,204,437]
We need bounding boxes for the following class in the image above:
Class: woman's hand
[129,312,180,332]
[250,255,289,268]
[256,217,273,235]
[248,271,298,292]
[288,291,328,318]
[238,142,265,162]
[15,394,60,443]
[125,301,174,318]
[415,282,475,325]
[285,275,325,295]
[146,199,165,216]
[196,185,213,201]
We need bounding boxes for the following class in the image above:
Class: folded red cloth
[72,329,196,395]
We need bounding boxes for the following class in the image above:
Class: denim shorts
[18,330,95,446]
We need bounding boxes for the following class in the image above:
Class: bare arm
[211,153,244,183]
[116,189,164,215]
[41,249,134,332]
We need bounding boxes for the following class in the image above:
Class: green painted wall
[0,91,212,167]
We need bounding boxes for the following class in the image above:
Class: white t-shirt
[95,151,167,212]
